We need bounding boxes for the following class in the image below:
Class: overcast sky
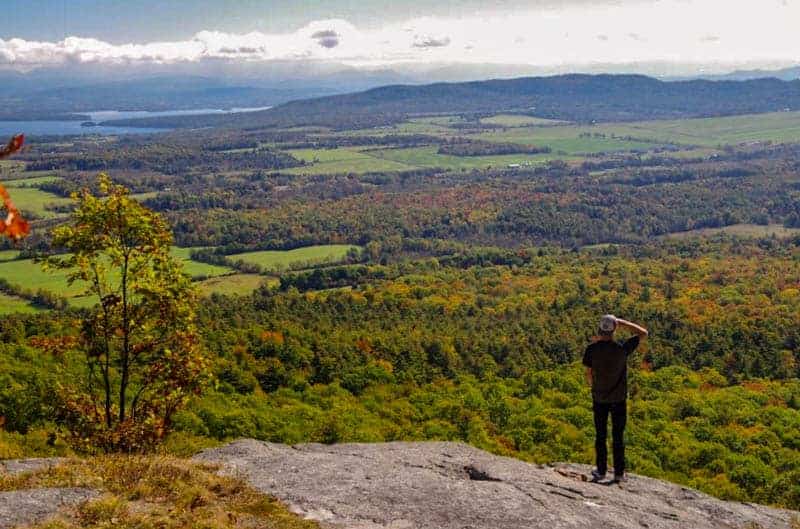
[1,0,798,74]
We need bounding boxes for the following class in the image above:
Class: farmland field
[661,223,800,240]
[229,244,360,270]
[369,145,579,169]
[0,258,86,298]
[477,111,800,149]
[283,112,800,173]
[0,247,235,308]
[0,178,72,219]
[195,274,276,297]
[0,175,62,186]
[0,292,43,315]
[286,147,415,174]
[0,250,19,262]
[170,247,234,278]
[480,114,565,127]
[0,246,352,310]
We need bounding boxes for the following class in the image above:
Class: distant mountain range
[0,67,414,121]
[687,66,800,82]
[2,61,798,122]
[103,74,800,130]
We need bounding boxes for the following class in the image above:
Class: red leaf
[0,134,30,240]
[0,134,24,159]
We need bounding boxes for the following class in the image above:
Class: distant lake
[0,106,271,138]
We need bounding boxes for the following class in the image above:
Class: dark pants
[593,400,627,476]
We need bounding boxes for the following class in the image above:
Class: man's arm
[615,318,648,339]
[585,367,593,387]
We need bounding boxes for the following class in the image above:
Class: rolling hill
[104,74,800,130]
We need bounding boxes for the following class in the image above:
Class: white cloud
[0,0,798,71]
[412,35,451,48]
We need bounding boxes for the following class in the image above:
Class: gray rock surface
[196,439,798,529]
[0,487,98,529]
[0,458,66,477]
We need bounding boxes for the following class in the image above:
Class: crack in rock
[464,465,502,482]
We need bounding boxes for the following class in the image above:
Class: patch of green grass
[1,186,72,219]
[0,175,69,219]
[0,249,20,262]
[230,245,359,271]
[1,175,62,187]
[477,127,664,154]
[0,258,86,298]
[0,247,234,311]
[169,247,233,278]
[368,146,572,170]
[480,114,565,127]
[0,292,43,314]
[478,111,800,149]
[627,111,800,146]
[129,191,159,202]
[662,224,800,240]
[195,274,276,297]
[286,147,415,175]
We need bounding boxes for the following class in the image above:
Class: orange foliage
[0,134,29,240]
[260,330,285,345]
[29,335,78,357]
[356,337,373,354]
[741,380,766,392]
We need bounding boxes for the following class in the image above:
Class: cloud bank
[1,0,798,71]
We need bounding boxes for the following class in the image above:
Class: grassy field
[477,111,800,150]
[287,145,572,173]
[480,114,565,127]
[1,178,72,219]
[662,223,800,240]
[368,146,576,169]
[624,112,800,146]
[477,125,668,153]
[283,111,800,175]
[195,273,277,297]
[0,247,234,309]
[0,292,43,315]
[0,175,157,220]
[230,245,359,271]
[286,147,415,174]
[0,246,324,311]
[0,258,87,298]
[170,247,234,278]
[0,250,19,262]
[0,175,62,186]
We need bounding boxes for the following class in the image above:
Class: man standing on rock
[583,314,648,483]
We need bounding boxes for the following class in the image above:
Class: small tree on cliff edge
[45,174,210,452]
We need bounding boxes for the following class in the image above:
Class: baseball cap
[599,314,617,333]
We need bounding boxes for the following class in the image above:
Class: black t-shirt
[582,336,640,403]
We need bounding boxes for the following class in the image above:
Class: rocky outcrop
[1,458,66,476]
[0,458,98,529]
[196,439,798,529]
[0,488,98,529]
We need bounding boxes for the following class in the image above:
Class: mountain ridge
[103,73,800,130]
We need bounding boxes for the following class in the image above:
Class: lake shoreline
[0,106,272,137]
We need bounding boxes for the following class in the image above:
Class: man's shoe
[590,469,606,482]
[612,473,627,483]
